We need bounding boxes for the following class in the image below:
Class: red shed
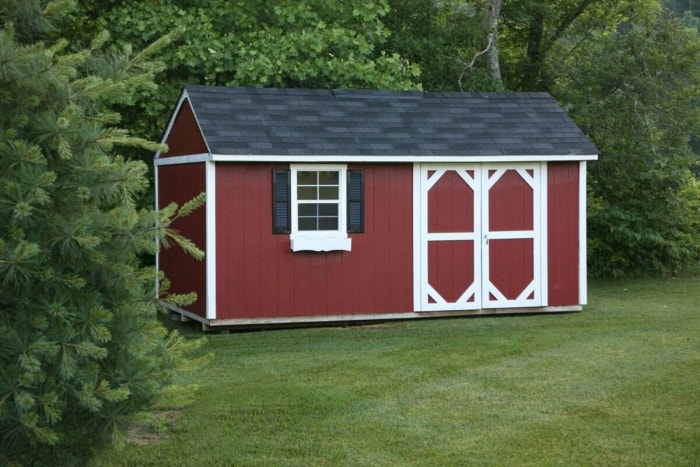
[155,86,597,330]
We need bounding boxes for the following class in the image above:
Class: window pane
[318,204,338,216]
[319,186,339,200]
[297,171,317,185]
[297,186,317,200]
[298,217,318,231]
[294,168,343,233]
[298,204,318,216]
[319,217,339,230]
[318,171,339,185]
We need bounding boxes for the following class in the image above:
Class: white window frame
[289,164,351,252]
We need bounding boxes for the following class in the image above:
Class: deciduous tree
[385,0,502,91]
[552,10,700,275]
[68,0,421,146]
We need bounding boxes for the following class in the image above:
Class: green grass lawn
[93,277,700,466]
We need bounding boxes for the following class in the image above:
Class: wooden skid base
[161,303,582,332]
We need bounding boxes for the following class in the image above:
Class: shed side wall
[215,163,414,319]
[547,161,580,305]
[157,163,207,317]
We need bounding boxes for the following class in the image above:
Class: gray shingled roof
[182,85,597,157]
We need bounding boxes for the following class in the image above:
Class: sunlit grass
[93,277,700,466]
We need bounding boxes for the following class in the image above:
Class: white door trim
[415,163,547,312]
[416,164,481,311]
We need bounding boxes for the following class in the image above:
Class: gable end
[160,98,209,157]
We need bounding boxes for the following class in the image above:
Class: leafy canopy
[552,9,700,275]
[386,0,700,275]
[68,0,421,144]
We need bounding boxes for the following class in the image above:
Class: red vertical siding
[547,162,580,306]
[428,170,474,233]
[486,169,536,301]
[489,239,534,300]
[215,163,414,319]
[157,163,207,316]
[429,241,475,303]
[162,100,208,157]
[489,170,534,231]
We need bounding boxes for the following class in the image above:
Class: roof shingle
[181,86,597,157]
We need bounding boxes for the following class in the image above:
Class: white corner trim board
[205,161,217,320]
[579,161,588,305]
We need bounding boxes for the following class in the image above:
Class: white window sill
[290,236,352,252]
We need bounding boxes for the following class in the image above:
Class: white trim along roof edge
[210,153,598,163]
[154,153,598,167]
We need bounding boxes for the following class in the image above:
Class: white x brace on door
[415,163,547,311]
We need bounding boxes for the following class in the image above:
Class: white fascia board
[154,153,211,166]
[155,89,212,158]
[211,153,599,163]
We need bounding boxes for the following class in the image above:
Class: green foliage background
[552,10,700,275]
[388,0,700,276]
[65,0,700,277]
[68,0,421,144]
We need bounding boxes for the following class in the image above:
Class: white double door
[416,163,547,311]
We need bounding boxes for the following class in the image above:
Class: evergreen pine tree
[0,2,203,464]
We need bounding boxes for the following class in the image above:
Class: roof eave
[209,153,599,163]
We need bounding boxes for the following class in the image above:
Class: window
[272,165,364,252]
[295,169,341,232]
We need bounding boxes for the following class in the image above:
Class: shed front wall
[215,163,414,319]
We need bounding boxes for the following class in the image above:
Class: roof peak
[184,85,552,101]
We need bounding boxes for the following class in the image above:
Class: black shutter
[347,170,364,233]
[272,169,291,234]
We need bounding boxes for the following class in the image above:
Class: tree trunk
[484,0,503,89]
[522,0,596,90]
[523,10,544,89]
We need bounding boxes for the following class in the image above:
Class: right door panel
[482,166,543,308]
